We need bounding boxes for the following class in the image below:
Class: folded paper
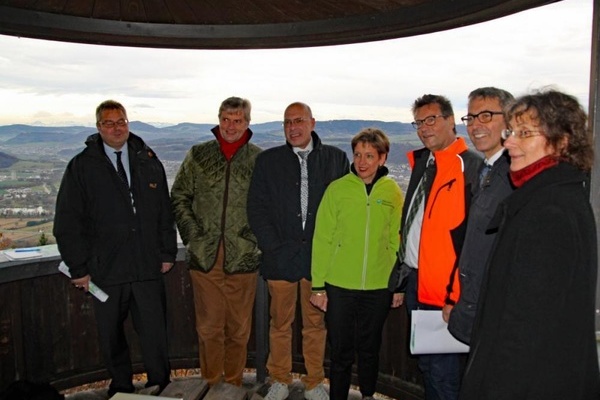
[410,309,469,354]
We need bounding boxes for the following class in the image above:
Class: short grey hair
[219,97,251,122]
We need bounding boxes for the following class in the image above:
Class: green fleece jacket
[312,171,403,290]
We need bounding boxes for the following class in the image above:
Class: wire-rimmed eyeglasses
[283,117,309,127]
[501,129,544,140]
[100,119,128,128]
[461,111,503,126]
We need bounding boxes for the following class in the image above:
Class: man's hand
[391,292,404,308]
[161,262,174,273]
[71,275,91,292]
[442,304,454,323]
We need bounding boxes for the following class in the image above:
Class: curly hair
[505,88,593,171]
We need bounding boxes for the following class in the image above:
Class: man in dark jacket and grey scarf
[54,100,177,397]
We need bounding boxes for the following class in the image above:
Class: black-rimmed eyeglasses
[411,115,446,129]
[460,111,503,126]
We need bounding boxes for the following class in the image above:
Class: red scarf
[216,129,249,161]
[509,155,559,188]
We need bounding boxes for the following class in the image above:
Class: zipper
[427,178,456,219]
[218,158,232,266]
[361,185,370,289]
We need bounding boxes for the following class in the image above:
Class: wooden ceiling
[0,0,559,49]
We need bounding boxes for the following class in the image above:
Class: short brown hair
[95,100,127,124]
[351,128,390,155]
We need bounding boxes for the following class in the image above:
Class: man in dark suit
[447,87,515,344]
[54,100,177,397]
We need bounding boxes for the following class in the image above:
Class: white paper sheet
[58,261,109,302]
[4,248,43,260]
[410,309,470,354]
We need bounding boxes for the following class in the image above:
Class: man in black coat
[53,100,177,397]
[247,102,349,400]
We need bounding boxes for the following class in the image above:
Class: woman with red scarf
[459,89,600,399]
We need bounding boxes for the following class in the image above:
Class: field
[0,217,54,249]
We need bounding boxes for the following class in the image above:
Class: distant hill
[0,124,92,143]
[0,151,18,168]
[0,120,469,164]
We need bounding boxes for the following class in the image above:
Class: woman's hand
[310,292,328,312]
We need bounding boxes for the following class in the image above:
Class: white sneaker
[265,382,289,400]
[304,384,329,400]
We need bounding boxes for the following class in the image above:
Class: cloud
[0,0,592,126]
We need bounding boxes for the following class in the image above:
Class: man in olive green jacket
[171,97,261,387]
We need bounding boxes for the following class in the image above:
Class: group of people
[53,86,599,400]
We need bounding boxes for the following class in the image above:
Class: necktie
[398,158,436,261]
[479,163,492,188]
[114,151,129,189]
[298,150,310,225]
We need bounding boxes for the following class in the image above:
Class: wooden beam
[589,0,600,334]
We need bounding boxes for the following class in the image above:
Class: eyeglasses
[501,129,545,140]
[461,111,503,126]
[411,115,446,129]
[100,119,128,128]
[283,117,309,127]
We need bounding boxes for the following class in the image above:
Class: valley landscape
[0,120,469,248]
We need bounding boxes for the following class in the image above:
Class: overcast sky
[0,0,592,127]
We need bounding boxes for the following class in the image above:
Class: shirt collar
[293,139,314,155]
[103,142,126,155]
[485,148,505,166]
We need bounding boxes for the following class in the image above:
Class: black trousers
[93,279,170,396]
[325,283,392,400]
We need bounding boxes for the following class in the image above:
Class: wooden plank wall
[0,257,422,400]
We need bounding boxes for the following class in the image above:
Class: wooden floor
[63,374,386,400]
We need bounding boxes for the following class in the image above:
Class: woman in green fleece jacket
[310,128,404,400]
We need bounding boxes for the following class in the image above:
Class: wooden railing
[0,246,423,399]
